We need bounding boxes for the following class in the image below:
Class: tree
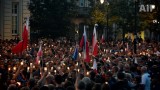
[28,0,77,39]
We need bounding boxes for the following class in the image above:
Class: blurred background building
[0,0,30,40]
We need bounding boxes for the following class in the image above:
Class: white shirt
[141,73,151,90]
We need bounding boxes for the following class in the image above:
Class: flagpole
[39,40,43,67]
[20,19,27,58]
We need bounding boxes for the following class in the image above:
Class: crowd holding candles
[0,37,160,90]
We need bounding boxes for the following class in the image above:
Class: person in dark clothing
[112,72,131,90]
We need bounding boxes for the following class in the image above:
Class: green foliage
[90,6,106,25]
[28,0,77,39]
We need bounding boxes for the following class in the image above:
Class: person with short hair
[140,66,151,90]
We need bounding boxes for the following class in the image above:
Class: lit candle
[21,61,24,65]
[13,67,16,71]
[63,63,65,66]
[67,67,70,70]
[87,71,89,75]
[48,72,51,74]
[33,65,35,69]
[76,62,78,66]
[8,67,11,71]
[30,63,33,67]
[45,62,48,66]
[44,67,47,72]
[38,61,40,64]
[126,58,128,61]
[54,70,56,73]
[27,67,30,72]
[77,69,80,72]
[58,66,61,70]
[79,53,81,57]
[51,67,53,70]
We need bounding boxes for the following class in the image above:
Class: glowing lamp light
[100,0,104,4]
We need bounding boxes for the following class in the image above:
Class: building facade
[0,0,30,40]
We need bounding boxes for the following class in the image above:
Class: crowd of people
[0,37,160,90]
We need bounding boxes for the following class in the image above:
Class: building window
[12,2,19,35]
[80,0,84,7]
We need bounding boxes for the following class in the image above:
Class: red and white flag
[80,26,90,62]
[36,45,43,64]
[92,59,97,70]
[92,24,98,56]
[101,34,105,43]
[12,17,29,54]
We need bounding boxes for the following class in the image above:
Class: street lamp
[100,0,104,4]
[100,0,109,42]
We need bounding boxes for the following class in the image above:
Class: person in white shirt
[140,66,151,90]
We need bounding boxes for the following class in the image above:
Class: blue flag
[72,47,78,60]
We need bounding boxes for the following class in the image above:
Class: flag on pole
[101,34,105,43]
[92,59,97,70]
[92,24,98,56]
[12,17,29,54]
[36,45,43,64]
[72,47,78,60]
[79,26,90,62]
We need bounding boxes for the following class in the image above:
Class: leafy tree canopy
[28,0,77,39]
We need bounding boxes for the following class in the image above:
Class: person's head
[92,83,101,90]
[101,83,110,90]
[63,80,73,88]
[46,74,54,84]
[55,75,62,85]
[141,66,147,73]
[40,86,49,90]
[28,78,36,88]
[77,80,86,90]
[66,86,75,90]
[20,86,30,90]
[117,72,125,81]
[105,71,112,81]
[125,73,132,81]
[31,86,39,90]
[124,64,130,72]
[48,84,55,90]
[112,66,119,73]
[82,77,91,85]
[7,84,17,90]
